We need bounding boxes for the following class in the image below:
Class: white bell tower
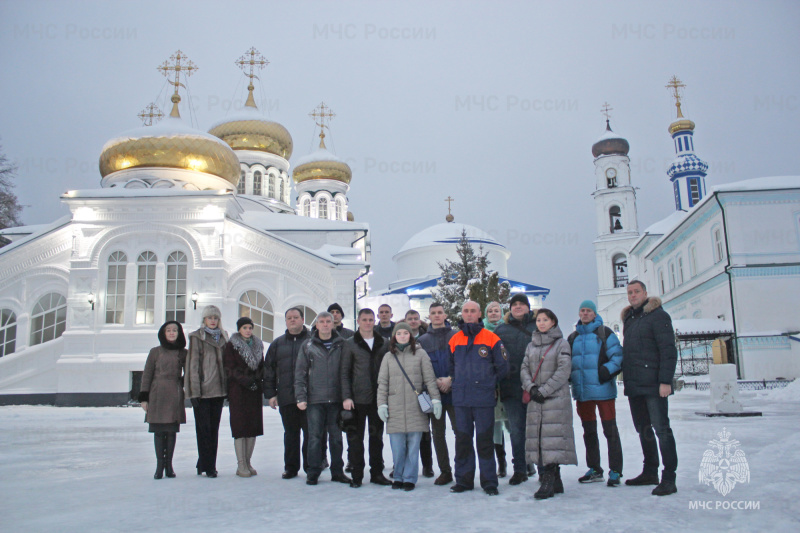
[592,104,640,335]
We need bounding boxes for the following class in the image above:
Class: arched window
[239,290,274,342]
[669,261,677,290]
[279,180,285,202]
[609,206,622,233]
[335,198,344,221]
[30,293,67,346]
[253,171,262,196]
[237,170,246,194]
[678,256,685,285]
[1,309,16,357]
[612,254,628,288]
[318,197,328,219]
[136,251,157,324]
[658,269,666,295]
[268,173,276,198]
[165,251,187,323]
[302,198,311,217]
[105,251,127,324]
[689,244,698,277]
[297,305,317,328]
[713,227,724,263]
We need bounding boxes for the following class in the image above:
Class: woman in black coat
[223,316,265,478]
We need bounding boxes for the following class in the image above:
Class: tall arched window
[30,293,67,346]
[318,197,328,219]
[297,305,317,328]
[253,171,262,196]
[237,170,246,194]
[713,227,724,263]
[268,173,276,198]
[658,269,666,295]
[612,254,628,288]
[302,198,311,217]
[1,309,16,357]
[166,251,187,323]
[105,251,127,324]
[335,198,344,221]
[689,244,698,277]
[279,180,285,202]
[669,261,677,290]
[136,251,157,324]
[239,290,274,342]
[678,256,685,285]
[609,206,622,233]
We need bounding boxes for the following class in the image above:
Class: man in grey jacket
[295,312,351,486]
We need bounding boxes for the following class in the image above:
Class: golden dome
[292,134,352,185]
[668,118,696,135]
[99,116,241,186]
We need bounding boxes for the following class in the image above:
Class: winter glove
[432,399,442,420]
[530,386,545,404]
[598,365,612,384]
[378,404,389,423]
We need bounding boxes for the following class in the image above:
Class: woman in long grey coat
[377,322,441,491]
[185,305,229,477]
[139,321,187,479]
[521,308,577,500]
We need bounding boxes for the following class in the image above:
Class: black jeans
[628,394,678,481]
[307,403,344,478]
[279,404,308,474]
[191,397,224,474]
[345,402,385,480]
[429,404,457,474]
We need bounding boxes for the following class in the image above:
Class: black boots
[553,465,563,494]
[495,444,507,478]
[534,464,556,499]
[164,433,176,478]
[153,432,165,479]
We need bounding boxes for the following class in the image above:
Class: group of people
[139,280,679,499]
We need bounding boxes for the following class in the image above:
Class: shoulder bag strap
[531,342,556,383]
[393,353,420,395]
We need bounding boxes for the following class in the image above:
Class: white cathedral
[592,79,800,381]
[0,50,370,405]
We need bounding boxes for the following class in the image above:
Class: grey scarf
[230,333,264,371]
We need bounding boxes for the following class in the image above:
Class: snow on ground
[1,390,798,533]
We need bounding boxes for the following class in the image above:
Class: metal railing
[682,379,794,391]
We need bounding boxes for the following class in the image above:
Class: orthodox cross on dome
[666,75,687,118]
[445,196,454,222]
[309,102,337,149]
[600,102,614,129]
[157,50,198,118]
[137,103,163,126]
[235,47,269,109]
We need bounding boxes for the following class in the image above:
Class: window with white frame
[689,244,698,277]
[658,269,666,295]
[713,227,724,263]
[279,179,285,202]
[0,309,16,357]
[302,198,311,217]
[237,170,246,194]
[165,251,187,323]
[268,173,275,198]
[669,261,677,290]
[297,305,317,328]
[239,290,274,342]
[678,256,685,285]
[30,293,67,346]
[253,171,262,196]
[136,251,157,324]
[318,197,328,219]
[105,251,127,324]
[335,198,344,220]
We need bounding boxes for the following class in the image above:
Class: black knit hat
[236,316,254,331]
[509,293,530,309]
[327,302,345,317]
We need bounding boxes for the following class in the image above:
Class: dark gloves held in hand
[530,386,545,404]
[598,365,612,383]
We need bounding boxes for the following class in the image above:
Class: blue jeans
[306,403,344,478]
[628,395,677,482]
[502,398,528,474]
[389,432,423,483]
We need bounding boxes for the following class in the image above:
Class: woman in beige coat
[139,321,187,479]
[377,322,441,491]
[185,305,229,478]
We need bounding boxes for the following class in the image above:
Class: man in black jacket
[621,281,679,496]
[375,304,395,340]
[328,303,355,339]
[264,307,310,480]
[341,308,392,487]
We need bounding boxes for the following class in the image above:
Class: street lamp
[191,292,198,310]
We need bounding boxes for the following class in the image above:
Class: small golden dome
[99,117,241,186]
[292,134,352,185]
[208,111,293,159]
[668,118,696,135]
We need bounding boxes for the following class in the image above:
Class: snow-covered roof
[673,319,733,336]
[711,175,800,193]
[240,210,368,231]
[0,215,71,255]
[62,189,232,199]
[207,106,284,130]
[101,116,233,153]
[643,210,689,236]
[594,128,627,143]
[395,222,506,256]
[293,148,347,167]
[0,223,53,236]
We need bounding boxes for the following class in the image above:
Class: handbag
[522,342,556,404]
[393,353,434,414]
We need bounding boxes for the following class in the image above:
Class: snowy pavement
[1,386,798,532]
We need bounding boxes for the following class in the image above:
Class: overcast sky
[1,0,798,323]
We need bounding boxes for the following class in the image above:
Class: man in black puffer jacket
[264,307,311,480]
[495,293,537,486]
[341,308,392,487]
[621,281,678,496]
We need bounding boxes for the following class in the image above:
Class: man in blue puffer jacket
[568,300,623,487]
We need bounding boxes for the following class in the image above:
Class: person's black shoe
[392,481,404,489]
[434,471,453,485]
[196,467,203,476]
[450,484,473,493]
[625,472,660,486]
[651,480,678,496]
[370,474,393,486]
[484,486,499,496]
[422,466,435,478]
[331,473,352,484]
[350,479,362,488]
[508,472,529,485]
[282,471,298,479]
[553,466,563,494]
[345,461,352,473]
[205,470,217,478]
[306,477,318,486]
[403,482,415,491]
